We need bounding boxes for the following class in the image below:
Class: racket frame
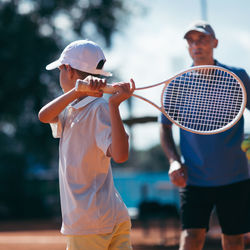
[159,65,247,134]
[75,65,247,135]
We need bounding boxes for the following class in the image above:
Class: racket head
[161,65,247,135]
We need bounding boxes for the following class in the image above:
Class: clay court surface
[0,219,250,250]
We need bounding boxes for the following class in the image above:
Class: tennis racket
[76,65,247,135]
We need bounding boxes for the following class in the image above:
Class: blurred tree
[0,0,131,218]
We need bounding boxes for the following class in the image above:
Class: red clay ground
[0,219,250,250]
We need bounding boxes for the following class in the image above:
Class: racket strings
[163,68,244,133]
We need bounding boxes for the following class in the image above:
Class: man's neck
[193,58,215,66]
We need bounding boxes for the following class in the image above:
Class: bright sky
[104,0,250,150]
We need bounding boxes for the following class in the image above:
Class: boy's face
[59,64,76,93]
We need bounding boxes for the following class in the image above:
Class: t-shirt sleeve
[49,110,65,138]
[240,69,250,110]
[158,112,173,125]
[94,103,112,155]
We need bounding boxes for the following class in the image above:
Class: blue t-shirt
[159,61,250,186]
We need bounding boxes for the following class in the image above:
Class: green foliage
[0,0,129,219]
[16,0,128,47]
[0,2,59,165]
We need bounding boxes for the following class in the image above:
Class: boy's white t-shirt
[50,97,130,235]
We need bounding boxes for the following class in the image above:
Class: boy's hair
[74,68,100,79]
[45,40,112,77]
[75,59,106,79]
[60,64,102,80]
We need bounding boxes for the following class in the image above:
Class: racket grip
[75,79,115,94]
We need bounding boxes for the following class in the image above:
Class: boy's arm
[38,76,106,124]
[38,88,83,123]
[107,80,135,163]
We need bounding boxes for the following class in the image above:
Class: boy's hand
[109,79,135,106]
[75,76,107,97]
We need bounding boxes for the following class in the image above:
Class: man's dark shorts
[179,179,250,235]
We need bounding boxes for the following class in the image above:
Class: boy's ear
[65,64,71,70]
[65,64,75,78]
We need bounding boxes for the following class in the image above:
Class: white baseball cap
[46,40,112,77]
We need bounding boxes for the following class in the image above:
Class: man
[159,20,250,250]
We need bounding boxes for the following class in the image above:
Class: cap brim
[45,60,62,70]
[184,28,211,39]
[46,59,112,76]
[96,70,112,77]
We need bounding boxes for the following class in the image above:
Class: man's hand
[169,161,187,188]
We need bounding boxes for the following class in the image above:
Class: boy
[38,40,135,250]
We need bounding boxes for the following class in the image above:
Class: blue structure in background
[113,171,180,218]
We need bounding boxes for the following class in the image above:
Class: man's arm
[160,123,187,187]
[160,123,181,163]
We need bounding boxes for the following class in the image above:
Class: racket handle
[75,79,115,94]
